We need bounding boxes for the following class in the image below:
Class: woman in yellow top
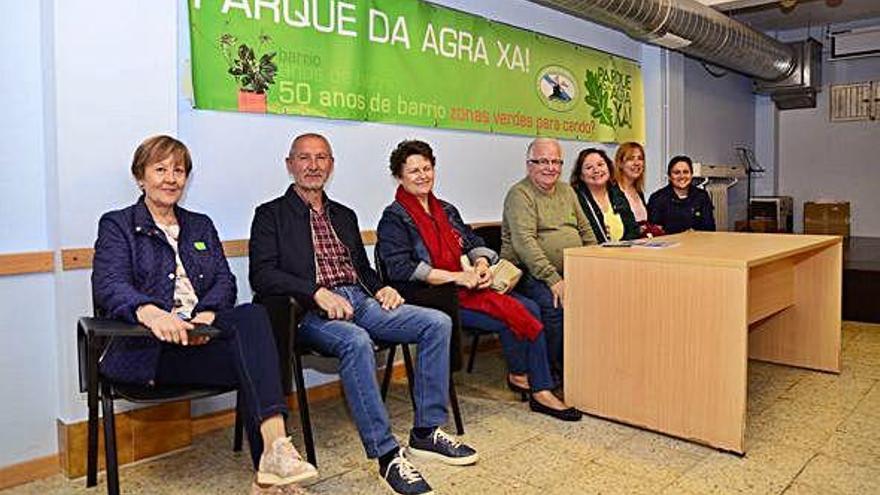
[571,148,640,243]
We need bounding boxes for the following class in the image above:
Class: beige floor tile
[793,454,880,494]
[668,441,812,495]
[821,428,880,468]
[782,480,843,495]
[543,462,659,495]
[834,410,880,442]
[436,466,543,495]
[591,430,709,484]
[307,466,386,494]
[778,371,873,411]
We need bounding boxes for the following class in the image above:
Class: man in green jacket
[501,137,596,375]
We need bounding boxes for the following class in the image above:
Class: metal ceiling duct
[525,0,797,81]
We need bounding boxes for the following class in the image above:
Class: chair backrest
[77,292,110,394]
[472,225,502,253]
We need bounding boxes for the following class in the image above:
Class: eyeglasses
[527,158,564,167]
[290,154,333,165]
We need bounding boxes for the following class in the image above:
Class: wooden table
[563,231,842,453]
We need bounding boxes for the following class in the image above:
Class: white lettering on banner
[255,0,281,23]
[337,2,357,37]
[369,9,390,43]
[369,9,410,48]
[421,24,489,65]
[222,0,253,18]
[496,41,529,72]
[283,0,309,27]
[213,1,524,71]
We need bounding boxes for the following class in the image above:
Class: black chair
[462,224,504,372]
[78,314,244,495]
[371,250,466,436]
[255,294,420,467]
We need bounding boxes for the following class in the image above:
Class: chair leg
[380,345,397,402]
[448,376,465,435]
[86,399,99,488]
[401,345,416,411]
[466,332,480,373]
[100,383,120,495]
[292,350,316,467]
[233,390,244,452]
[86,342,100,488]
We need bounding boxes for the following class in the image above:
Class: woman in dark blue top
[647,155,716,235]
[91,135,315,492]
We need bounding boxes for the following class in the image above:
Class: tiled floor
[6,321,880,494]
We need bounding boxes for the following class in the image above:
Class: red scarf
[395,186,542,341]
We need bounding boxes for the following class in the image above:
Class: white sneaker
[256,437,318,486]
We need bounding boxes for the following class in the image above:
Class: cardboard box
[804,201,850,237]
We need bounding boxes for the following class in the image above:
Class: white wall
[682,57,756,230]
[0,0,59,467]
[772,21,880,236]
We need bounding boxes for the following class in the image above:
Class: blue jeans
[514,273,564,374]
[497,293,555,392]
[155,303,288,468]
[297,285,452,458]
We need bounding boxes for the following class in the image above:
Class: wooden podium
[563,231,842,453]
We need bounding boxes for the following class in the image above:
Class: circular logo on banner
[536,66,578,112]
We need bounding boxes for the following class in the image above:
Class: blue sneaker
[380,452,433,495]
[406,428,479,466]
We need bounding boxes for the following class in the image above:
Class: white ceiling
[697,0,880,31]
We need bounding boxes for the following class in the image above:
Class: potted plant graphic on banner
[219,33,277,113]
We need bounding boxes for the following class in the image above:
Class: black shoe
[506,378,529,402]
[380,452,433,495]
[528,396,582,422]
[407,428,479,466]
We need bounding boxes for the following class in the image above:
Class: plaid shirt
[310,208,359,288]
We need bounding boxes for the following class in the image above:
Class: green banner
[188,0,644,143]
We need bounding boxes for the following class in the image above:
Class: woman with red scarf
[376,140,581,421]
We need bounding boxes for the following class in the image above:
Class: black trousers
[155,303,288,467]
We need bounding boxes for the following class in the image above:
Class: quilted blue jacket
[92,197,236,384]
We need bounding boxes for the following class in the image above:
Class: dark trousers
[514,273,564,375]
[390,281,463,372]
[155,303,288,468]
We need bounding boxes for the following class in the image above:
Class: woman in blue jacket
[376,140,581,422]
[647,155,716,234]
[91,135,315,494]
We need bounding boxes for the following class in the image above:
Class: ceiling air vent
[754,39,822,110]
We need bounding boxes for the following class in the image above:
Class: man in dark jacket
[248,134,477,495]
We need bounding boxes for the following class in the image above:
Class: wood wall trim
[221,239,249,258]
[0,251,54,276]
[0,454,59,491]
[61,248,93,271]
[19,221,503,274]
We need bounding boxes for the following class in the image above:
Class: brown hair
[613,141,645,193]
[389,140,436,178]
[569,148,613,187]
[131,135,192,180]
